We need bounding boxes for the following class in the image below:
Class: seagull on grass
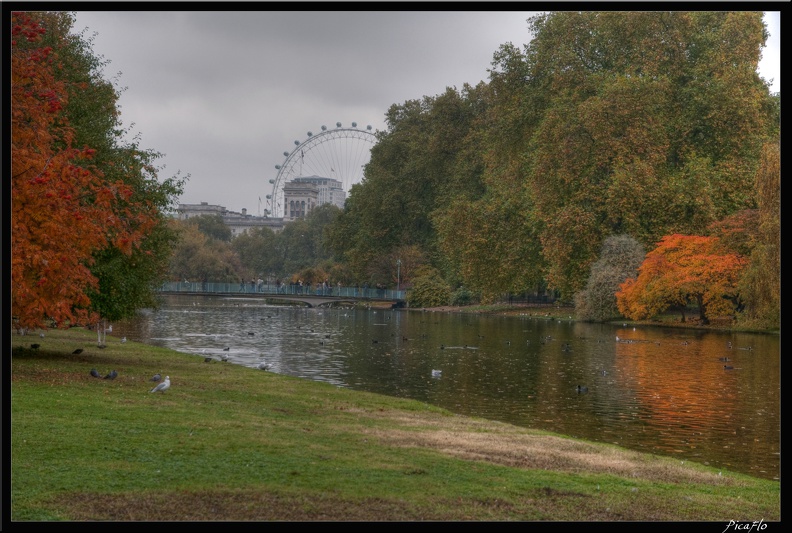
[150,376,170,393]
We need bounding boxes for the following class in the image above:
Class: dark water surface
[116,294,780,481]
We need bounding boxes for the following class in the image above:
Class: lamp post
[396,258,401,293]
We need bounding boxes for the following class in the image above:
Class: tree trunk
[696,294,709,325]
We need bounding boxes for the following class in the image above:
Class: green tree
[168,222,246,283]
[574,235,645,321]
[434,195,544,303]
[187,214,232,242]
[444,11,774,300]
[232,226,277,280]
[406,266,451,308]
[328,85,487,283]
[736,142,780,328]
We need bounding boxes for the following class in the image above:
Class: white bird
[220,353,229,362]
[258,361,269,370]
[431,369,442,378]
[150,376,170,393]
[121,337,127,343]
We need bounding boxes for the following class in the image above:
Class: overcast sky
[71,10,781,215]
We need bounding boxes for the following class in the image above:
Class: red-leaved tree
[11,12,145,330]
[616,234,747,324]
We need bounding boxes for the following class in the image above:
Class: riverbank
[11,327,779,521]
[411,303,778,335]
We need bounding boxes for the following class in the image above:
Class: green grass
[11,327,780,521]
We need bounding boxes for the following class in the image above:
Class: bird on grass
[220,353,228,362]
[150,376,170,393]
[431,369,442,378]
[258,361,270,371]
[104,370,118,380]
[149,373,162,382]
[90,368,101,378]
[31,344,40,350]
[72,348,84,355]
[204,357,213,363]
[723,365,735,370]
[576,385,589,393]
[121,337,127,343]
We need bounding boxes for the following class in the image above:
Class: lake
[115,294,780,481]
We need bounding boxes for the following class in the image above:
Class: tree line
[325,11,779,327]
[12,11,780,333]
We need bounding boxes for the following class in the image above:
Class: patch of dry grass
[359,412,736,486]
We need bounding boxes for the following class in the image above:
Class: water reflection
[116,294,780,481]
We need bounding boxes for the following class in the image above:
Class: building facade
[282,180,319,221]
[176,202,285,236]
[285,175,346,210]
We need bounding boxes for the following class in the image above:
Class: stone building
[176,202,285,236]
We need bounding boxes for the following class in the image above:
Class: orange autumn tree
[11,12,148,331]
[616,234,747,324]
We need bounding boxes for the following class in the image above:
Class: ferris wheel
[265,122,377,218]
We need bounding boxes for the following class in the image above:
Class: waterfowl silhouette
[723,365,734,370]
[72,348,84,355]
[576,385,588,393]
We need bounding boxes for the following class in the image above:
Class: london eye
[265,122,377,218]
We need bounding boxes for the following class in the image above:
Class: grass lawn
[10,327,780,521]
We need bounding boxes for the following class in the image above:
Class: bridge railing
[159,281,406,301]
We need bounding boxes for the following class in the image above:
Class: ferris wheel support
[266,122,376,218]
